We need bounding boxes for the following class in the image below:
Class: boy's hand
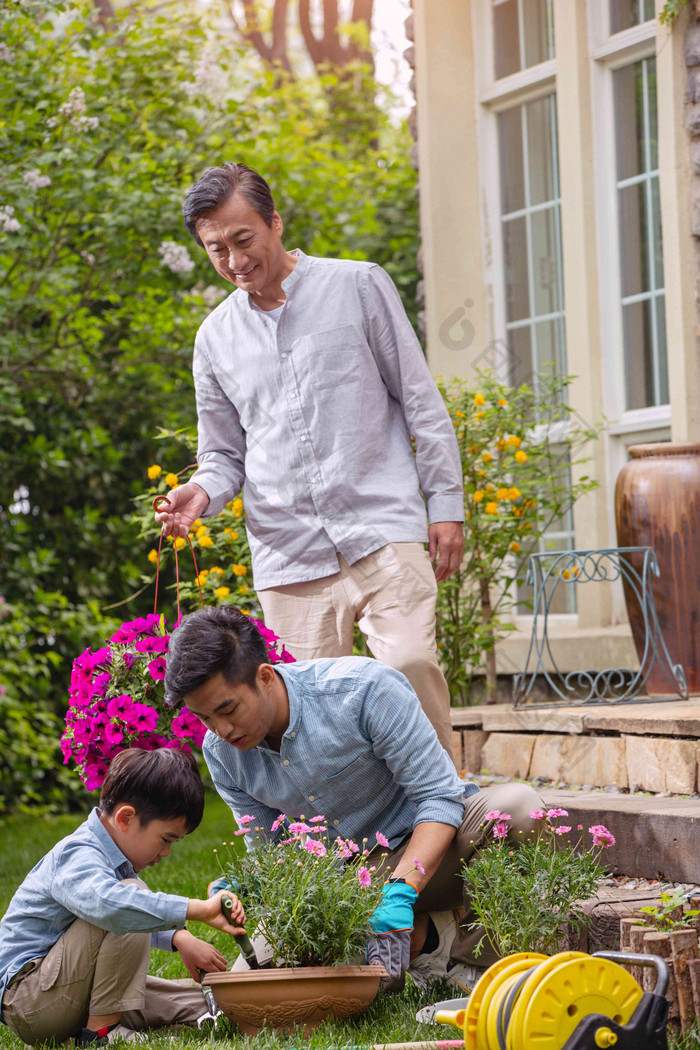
[172,929,227,983]
[186,888,246,934]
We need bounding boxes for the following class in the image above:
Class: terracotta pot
[614,442,700,695]
[205,963,387,1035]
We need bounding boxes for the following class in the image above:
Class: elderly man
[164,607,541,991]
[155,162,464,763]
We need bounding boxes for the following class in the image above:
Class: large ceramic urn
[615,442,700,696]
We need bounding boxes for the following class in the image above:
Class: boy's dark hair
[183,162,275,246]
[100,748,204,833]
[164,606,269,709]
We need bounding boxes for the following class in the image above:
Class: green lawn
[1,794,698,1049]
[0,793,438,1048]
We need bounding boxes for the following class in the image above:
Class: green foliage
[634,889,700,932]
[220,819,387,967]
[435,370,599,703]
[462,812,611,957]
[659,0,688,26]
[0,591,118,814]
[1,0,419,809]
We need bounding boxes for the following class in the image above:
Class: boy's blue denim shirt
[0,808,188,1022]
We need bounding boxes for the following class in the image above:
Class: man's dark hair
[100,748,204,833]
[183,162,275,246]
[164,606,269,708]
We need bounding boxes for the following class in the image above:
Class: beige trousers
[258,542,456,765]
[380,782,544,968]
[3,909,205,1044]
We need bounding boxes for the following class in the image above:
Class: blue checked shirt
[189,250,464,590]
[203,657,479,849]
[0,808,188,1021]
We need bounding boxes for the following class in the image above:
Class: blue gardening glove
[366,879,418,992]
[207,875,238,898]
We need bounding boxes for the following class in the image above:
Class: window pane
[623,298,655,410]
[609,0,654,33]
[494,0,520,79]
[651,177,664,289]
[503,217,530,322]
[613,63,645,180]
[618,183,649,298]
[499,107,525,214]
[508,325,533,387]
[526,96,557,206]
[656,296,668,405]
[533,317,564,378]
[522,0,554,69]
[531,208,562,316]
[494,0,553,79]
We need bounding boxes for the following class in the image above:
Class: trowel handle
[221,894,260,969]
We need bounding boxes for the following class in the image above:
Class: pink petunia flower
[493,821,509,840]
[303,838,327,857]
[375,832,390,848]
[546,808,569,819]
[107,694,134,719]
[147,656,167,682]
[358,867,372,888]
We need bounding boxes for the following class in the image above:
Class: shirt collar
[243,248,307,310]
[87,807,136,877]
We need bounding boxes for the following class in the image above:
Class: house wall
[412,0,698,679]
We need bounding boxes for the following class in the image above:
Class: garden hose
[435,950,670,1050]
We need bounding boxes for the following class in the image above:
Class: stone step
[451,701,700,737]
[539,788,700,884]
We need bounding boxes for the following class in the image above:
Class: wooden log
[643,931,678,1020]
[620,917,639,952]
[670,929,699,1032]
[689,957,700,1018]
[629,925,648,987]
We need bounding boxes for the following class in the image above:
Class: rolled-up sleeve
[359,666,473,829]
[189,336,246,519]
[51,847,189,935]
[362,265,464,525]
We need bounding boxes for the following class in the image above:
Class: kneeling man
[164,607,542,990]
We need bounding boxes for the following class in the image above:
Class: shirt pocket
[306,325,364,391]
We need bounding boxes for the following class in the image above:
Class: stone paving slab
[450,701,700,738]
[540,789,700,884]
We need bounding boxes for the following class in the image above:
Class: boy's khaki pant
[258,542,457,765]
[3,911,205,1045]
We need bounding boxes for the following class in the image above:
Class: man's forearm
[389,821,456,893]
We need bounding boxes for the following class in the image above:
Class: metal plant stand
[512,547,688,708]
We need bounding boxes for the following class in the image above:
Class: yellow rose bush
[435,370,598,703]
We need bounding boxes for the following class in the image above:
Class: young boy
[0,747,245,1046]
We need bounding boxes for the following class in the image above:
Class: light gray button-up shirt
[189,250,464,590]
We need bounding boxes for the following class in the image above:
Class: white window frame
[589,1,670,620]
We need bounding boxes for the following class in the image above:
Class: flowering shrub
[435,370,599,701]
[61,614,294,792]
[218,817,391,967]
[462,808,615,957]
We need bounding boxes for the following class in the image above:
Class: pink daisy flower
[358,867,372,888]
[375,832,390,848]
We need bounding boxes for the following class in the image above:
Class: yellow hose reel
[435,950,670,1050]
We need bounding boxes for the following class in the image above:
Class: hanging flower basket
[61,613,294,790]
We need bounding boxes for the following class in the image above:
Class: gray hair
[182,162,276,246]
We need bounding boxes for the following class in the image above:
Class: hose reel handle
[592,950,669,997]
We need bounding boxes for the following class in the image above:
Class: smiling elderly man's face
[195,192,289,299]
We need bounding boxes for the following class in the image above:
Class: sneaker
[77,1024,148,1045]
[445,961,488,993]
[407,909,461,989]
